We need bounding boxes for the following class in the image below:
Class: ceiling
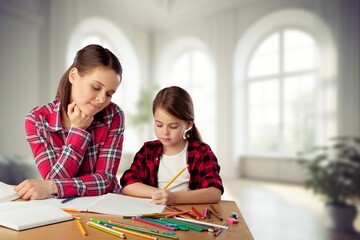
[115,0,247,31]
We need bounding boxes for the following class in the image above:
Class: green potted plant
[128,87,154,128]
[298,136,360,233]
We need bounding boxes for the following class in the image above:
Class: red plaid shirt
[120,140,224,194]
[25,99,124,197]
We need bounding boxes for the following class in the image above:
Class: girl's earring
[183,127,192,140]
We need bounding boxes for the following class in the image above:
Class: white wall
[151,0,360,179]
[0,0,49,156]
[0,0,359,181]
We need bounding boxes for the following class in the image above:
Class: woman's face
[69,66,120,117]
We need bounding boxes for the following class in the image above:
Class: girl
[15,44,124,200]
[120,86,223,205]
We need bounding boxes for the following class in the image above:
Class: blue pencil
[61,195,78,204]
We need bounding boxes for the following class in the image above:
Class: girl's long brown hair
[153,86,202,142]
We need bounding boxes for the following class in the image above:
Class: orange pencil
[167,206,198,219]
[61,208,80,213]
[165,209,193,218]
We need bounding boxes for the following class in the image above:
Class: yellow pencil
[162,166,187,190]
[75,219,87,236]
[113,226,158,240]
[87,221,126,239]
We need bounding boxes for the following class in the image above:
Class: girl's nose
[162,127,169,135]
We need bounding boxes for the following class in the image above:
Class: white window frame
[156,36,217,151]
[234,9,337,159]
[67,17,142,153]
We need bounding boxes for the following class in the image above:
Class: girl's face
[69,66,120,117]
[154,107,192,153]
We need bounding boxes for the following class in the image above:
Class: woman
[15,44,124,200]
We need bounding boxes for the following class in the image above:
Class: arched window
[157,38,216,150]
[247,29,318,154]
[67,17,141,153]
[234,9,337,157]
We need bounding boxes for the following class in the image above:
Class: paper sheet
[88,193,166,216]
[0,181,19,203]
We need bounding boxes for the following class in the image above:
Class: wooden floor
[222,178,360,240]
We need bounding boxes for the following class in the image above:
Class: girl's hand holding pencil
[151,166,188,205]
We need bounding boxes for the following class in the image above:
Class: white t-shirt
[157,142,190,191]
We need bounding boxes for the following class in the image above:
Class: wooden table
[0,200,254,240]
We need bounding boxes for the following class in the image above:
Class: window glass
[283,74,316,153]
[166,49,216,150]
[284,30,317,72]
[79,34,141,153]
[246,29,318,154]
[248,33,279,78]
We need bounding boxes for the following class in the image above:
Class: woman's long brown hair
[56,44,122,115]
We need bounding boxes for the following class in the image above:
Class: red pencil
[191,207,205,220]
[133,217,176,231]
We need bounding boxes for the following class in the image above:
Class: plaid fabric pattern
[120,140,224,194]
[25,99,124,197]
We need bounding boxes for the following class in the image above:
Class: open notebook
[0,205,72,231]
[0,181,19,202]
[52,193,166,216]
[0,193,166,218]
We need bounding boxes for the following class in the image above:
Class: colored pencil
[165,218,214,232]
[203,208,208,219]
[109,220,159,233]
[87,221,126,238]
[140,212,175,218]
[167,206,197,219]
[105,224,158,240]
[162,166,187,190]
[61,195,78,204]
[165,209,193,218]
[191,207,204,219]
[109,220,179,240]
[208,208,223,221]
[75,219,87,236]
[210,204,223,221]
[133,217,176,231]
[173,217,229,229]
[60,207,80,213]
[207,210,213,222]
[214,223,228,236]
[160,218,204,232]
